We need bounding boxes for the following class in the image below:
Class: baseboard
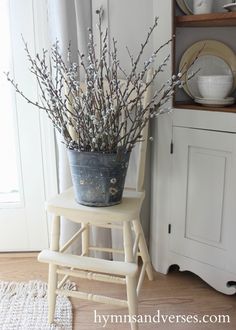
[0,252,39,258]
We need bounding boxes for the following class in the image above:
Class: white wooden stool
[38,71,154,330]
[38,188,153,330]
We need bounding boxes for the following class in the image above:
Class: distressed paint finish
[67,149,130,206]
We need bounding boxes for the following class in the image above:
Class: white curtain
[47,0,112,256]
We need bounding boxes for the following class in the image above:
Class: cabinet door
[170,127,236,273]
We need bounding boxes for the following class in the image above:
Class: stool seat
[46,187,145,223]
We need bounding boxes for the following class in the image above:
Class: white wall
[92,0,155,72]
[108,0,154,72]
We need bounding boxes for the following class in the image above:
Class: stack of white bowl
[196,75,234,107]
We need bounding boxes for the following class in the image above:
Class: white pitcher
[193,0,213,14]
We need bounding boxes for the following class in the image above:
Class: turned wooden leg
[132,219,154,281]
[81,223,89,256]
[127,275,138,330]
[123,221,138,330]
[123,221,134,263]
[48,215,60,324]
[48,264,58,323]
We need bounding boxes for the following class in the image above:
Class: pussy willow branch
[6,12,184,153]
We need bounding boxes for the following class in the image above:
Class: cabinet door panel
[170,127,236,272]
[186,147,226,246]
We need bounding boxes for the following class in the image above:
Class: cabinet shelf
[174,102,236,113]
[176,12,236,27]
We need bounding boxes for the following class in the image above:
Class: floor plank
[0,257,235,329]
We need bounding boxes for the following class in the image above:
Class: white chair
[38,71,154,330]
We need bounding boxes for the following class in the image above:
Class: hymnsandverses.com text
[94,309,230,328]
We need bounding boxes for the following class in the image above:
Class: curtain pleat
[47,0,112,257]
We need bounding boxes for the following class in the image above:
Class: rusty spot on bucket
[109,187,118,195]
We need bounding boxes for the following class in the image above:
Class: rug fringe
[62,281,77,291]
[0,280,73,329]
[0,281,48,299]
[0,280,76,299]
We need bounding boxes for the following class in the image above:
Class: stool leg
[81,223,89,256]
[123,221,134,263]
[48,215,60,323]
[123,221,138,329]
[48,264,58,323]
[132,219,154,281]
[127,275,138,330]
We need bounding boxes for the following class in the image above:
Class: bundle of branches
[6,12,183,153]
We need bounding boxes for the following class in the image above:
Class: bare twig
[6,15,182,153]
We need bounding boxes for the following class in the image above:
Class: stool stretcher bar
[56,289,128,307]
[57,268,126,285]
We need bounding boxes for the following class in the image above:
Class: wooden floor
[0,255,235,329]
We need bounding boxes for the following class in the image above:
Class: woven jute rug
[0,280,73,330]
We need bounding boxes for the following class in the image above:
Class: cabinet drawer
[173,108,236,133]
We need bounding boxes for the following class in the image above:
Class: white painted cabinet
[171,126,236,273]
[151,109,236,295]
[149,0,236,294]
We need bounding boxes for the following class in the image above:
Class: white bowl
[198,76,233,99]
[223,3,236,12]
[198,75,233,83]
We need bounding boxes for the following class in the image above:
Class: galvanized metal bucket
[67,149,130,207]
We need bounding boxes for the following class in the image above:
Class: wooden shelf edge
[174,102,236,113]
[176,12,236,27]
